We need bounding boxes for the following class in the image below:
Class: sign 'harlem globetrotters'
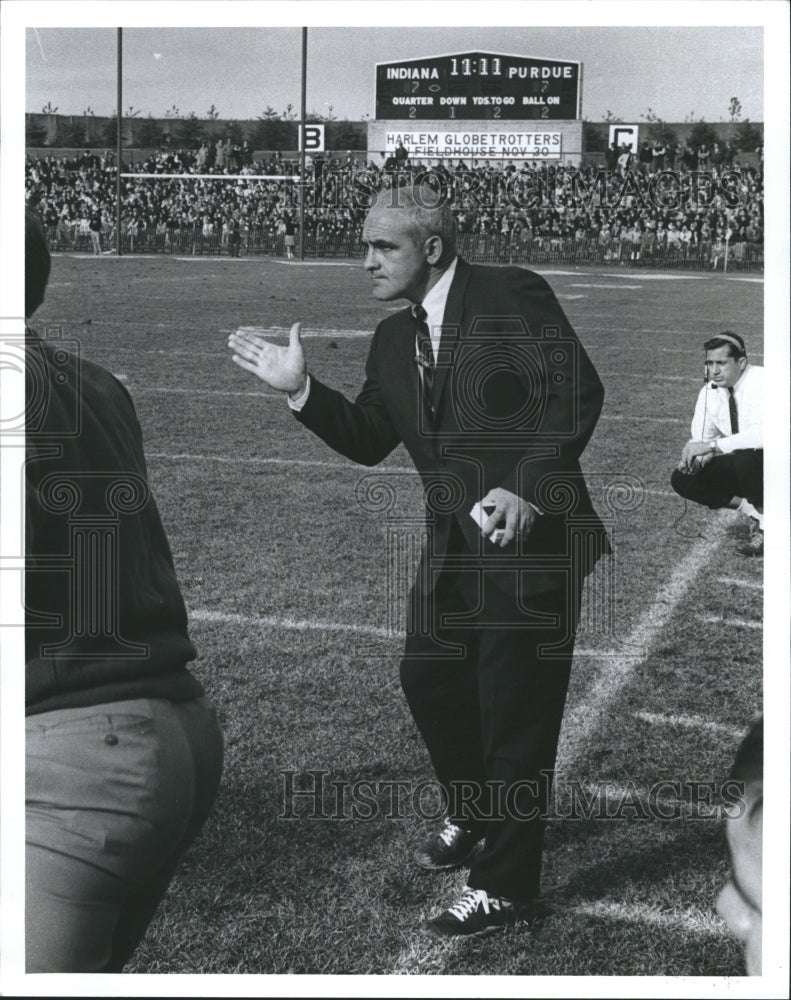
[375,52,582,121]
[384,130,562,160]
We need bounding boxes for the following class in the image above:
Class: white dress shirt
[689,364,763,453]
[412,257,458,363]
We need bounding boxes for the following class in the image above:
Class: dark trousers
[670,449,763,510]
[399,524,582,901]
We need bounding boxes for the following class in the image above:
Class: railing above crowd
[26,146,764,273]
[46,223,762,273]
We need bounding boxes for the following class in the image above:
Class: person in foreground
[25,208,224,972]
[717,717,762,975]
[670,332,763,556]
[229,183,608,937]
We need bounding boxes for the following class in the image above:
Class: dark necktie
[414,304,435,417]
[728,387,739,434]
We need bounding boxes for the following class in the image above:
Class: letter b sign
[300,124,325,152]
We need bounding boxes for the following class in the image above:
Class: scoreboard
[376,51,581,121]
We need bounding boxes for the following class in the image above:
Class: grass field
[35,252,763,979]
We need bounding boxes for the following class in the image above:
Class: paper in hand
[470,502,504,544]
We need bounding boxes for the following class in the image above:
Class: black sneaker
[413,819,482,871]
[426,886,544,937]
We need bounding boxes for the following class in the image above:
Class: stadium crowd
[25,141,764,268]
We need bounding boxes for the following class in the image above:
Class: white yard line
[134,387,281,398]
[188,608,395,640]
[173,256,267,263]
[602,374,698,381]
[569,283,642,289]
[145,453,680,505]
[92,381,693,420]
[559,531,725,759]
[634,711,746,740]
[585,344,764,360]
[272,260,358,267]
[232,325,373,337]
[716,576,763,591]
[698,614,762,631]
[147,452,417,474]
[601,273,710,282]
[598,415,685,423]
[84,347,227,355]
[570,900,724,935]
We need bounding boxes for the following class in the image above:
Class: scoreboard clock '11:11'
[450,56,502,75]
[376,51,581,121]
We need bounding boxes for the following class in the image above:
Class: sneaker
[737,525,763,557]
[425,886,544,938]
[414,819,482,871]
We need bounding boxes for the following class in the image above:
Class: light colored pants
[26,696,223,972]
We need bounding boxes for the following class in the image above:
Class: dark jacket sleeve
[293,325,401,466]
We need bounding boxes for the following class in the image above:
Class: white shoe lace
[446,887,501,921]
[438,821,464,848]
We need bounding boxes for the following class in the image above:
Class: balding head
[366,182,457,267]
[361,182,458,304]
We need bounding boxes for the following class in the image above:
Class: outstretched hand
[228,322,307,395]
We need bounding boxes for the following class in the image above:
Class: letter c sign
[609,124,639,154]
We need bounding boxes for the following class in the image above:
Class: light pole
[299,27,307,261]
[116,28,122,256]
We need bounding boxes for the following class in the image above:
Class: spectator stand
[25,148,763,273]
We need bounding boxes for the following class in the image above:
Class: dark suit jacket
[295,258,609,597]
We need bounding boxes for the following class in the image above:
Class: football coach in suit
[228,182,608,937]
